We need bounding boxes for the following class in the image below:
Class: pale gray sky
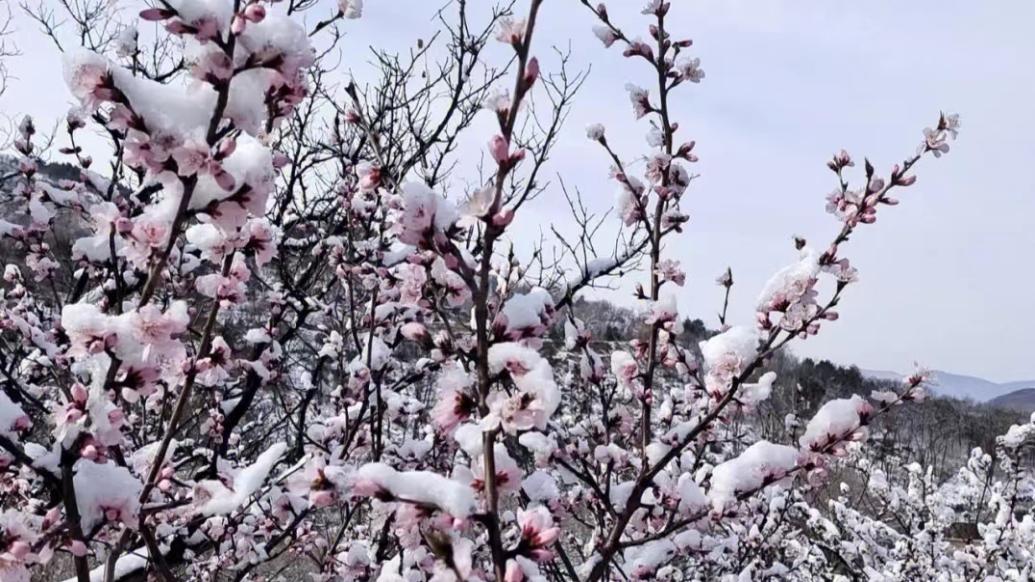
[2,1,1033,381]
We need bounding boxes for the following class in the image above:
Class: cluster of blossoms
[1,1,1028,582]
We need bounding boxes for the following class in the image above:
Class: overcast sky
[2,1,1033,382]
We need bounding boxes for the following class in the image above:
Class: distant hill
[989,388,1035,414]
[862,369,1035,402]
[0,154,82,184]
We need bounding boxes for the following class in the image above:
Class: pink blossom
[195,337,232,387]
[129,215,169,251]
[397,182,458,247]
[484,391,545,434]
[431,387,476,433]
[172,140,211,175]
[431,258,470,306]
[129,301,189,362]
[470,445,523,494]
[677,56,705,83]
[517,507,560,562]
[245,219,277,267]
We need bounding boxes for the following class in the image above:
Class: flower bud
[244,3,266,22]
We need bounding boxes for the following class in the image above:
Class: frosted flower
[923,127,950,156]
[431,388,475,433]
[73,461,143,531]
[470,445,523,494]
[709,441,800,510]
[351,463,476,519]
[462,185,495,219]
[677,56,705,83]
[172,139,212,176]
[799,395,874,452]
[116,26,138,58]
[940,112,961,138]
[129,301,189,359]
[355,162,382,192]
[645,295,679,331]
[483,390,546,434]
[244,219,277,267]
[823,258,859,284]
[616,186,644,226]
[0,511,36,582]
[430,257,470,306]
[431,365,476,433]
[242,3,266,23]
[592,25,618,48]
[0,393,30,441]
[611,351,638,387]
[126,216,168,258]
[870,390,898,405]
[196,273,248,305]
[63,52,116,110]
[397,181,458,247]
[288,456,349,508]
[625,84,651,119]
[195,337,233,387]
[716,267,733,288]
[921,113,960,157]
[564,318,590,350]
[646,127,664,147]
[192,50,233,84]
[756,246,821,333]
[496,18,526,45]
[495,288,555,341]
[339,0,362,19]
[484,90,511,116]
[586,123,606,141]
[655,260,685,287]
[645,152,671,184]
[642,0,668,16]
